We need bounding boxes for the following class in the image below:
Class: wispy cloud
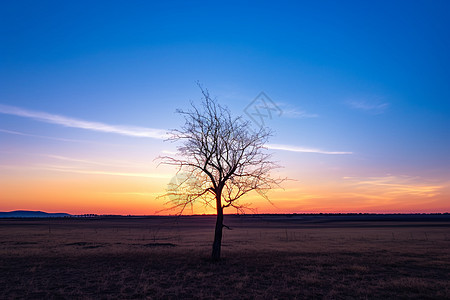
[344,175,444,198]
[276,103,318,119]
[346,100,389,114]
[1,105,349,156]
[0,128,30,136]
[45,155,122,167]
[44,154,148,169]
[45,155,109,166]
[0,128,113,144]
[38,164,172,179]
[0,161,171,179]
[266,143,352,155]
[0,104,168,139]
[161,150,177,155]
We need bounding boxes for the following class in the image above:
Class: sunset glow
[1,1,449,214]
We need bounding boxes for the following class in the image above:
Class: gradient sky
[1,1,449,214]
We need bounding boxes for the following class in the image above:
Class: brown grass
[0,215,449,299]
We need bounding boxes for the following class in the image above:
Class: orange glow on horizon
[1,169,448,215]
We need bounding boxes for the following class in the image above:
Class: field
[1,214,449,299]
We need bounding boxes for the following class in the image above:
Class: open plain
[0,214,449,299]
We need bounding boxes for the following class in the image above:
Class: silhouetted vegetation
[160,86,283,260]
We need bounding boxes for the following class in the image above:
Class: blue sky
[1,1,449,213]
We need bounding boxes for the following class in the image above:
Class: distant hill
[0,210,71,218]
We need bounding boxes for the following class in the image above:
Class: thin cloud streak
[0,164,171,179]
[346,100,389,114]
[0,128,84,142]
[161,150,177,155]
[276,102,318,119]
[266,143,353,155]
[44,155,149,169]
[1,105,350,155]
[283,109,319,119]
[344,175,444,198]
[0,129,29,136]
[0,128,122,145]
[45,155,123,167]
[0,104,168,139]
[38,165,172,179]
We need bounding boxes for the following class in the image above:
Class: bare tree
[160,87,283,261]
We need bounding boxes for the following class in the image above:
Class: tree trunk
[211,194,223,261]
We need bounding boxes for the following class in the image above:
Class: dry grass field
[0,214,449,299]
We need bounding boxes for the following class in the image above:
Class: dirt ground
[0,214,449,299]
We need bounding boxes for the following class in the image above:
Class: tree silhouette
[160,86,283,261]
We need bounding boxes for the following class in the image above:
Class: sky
[1,1,449,214]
